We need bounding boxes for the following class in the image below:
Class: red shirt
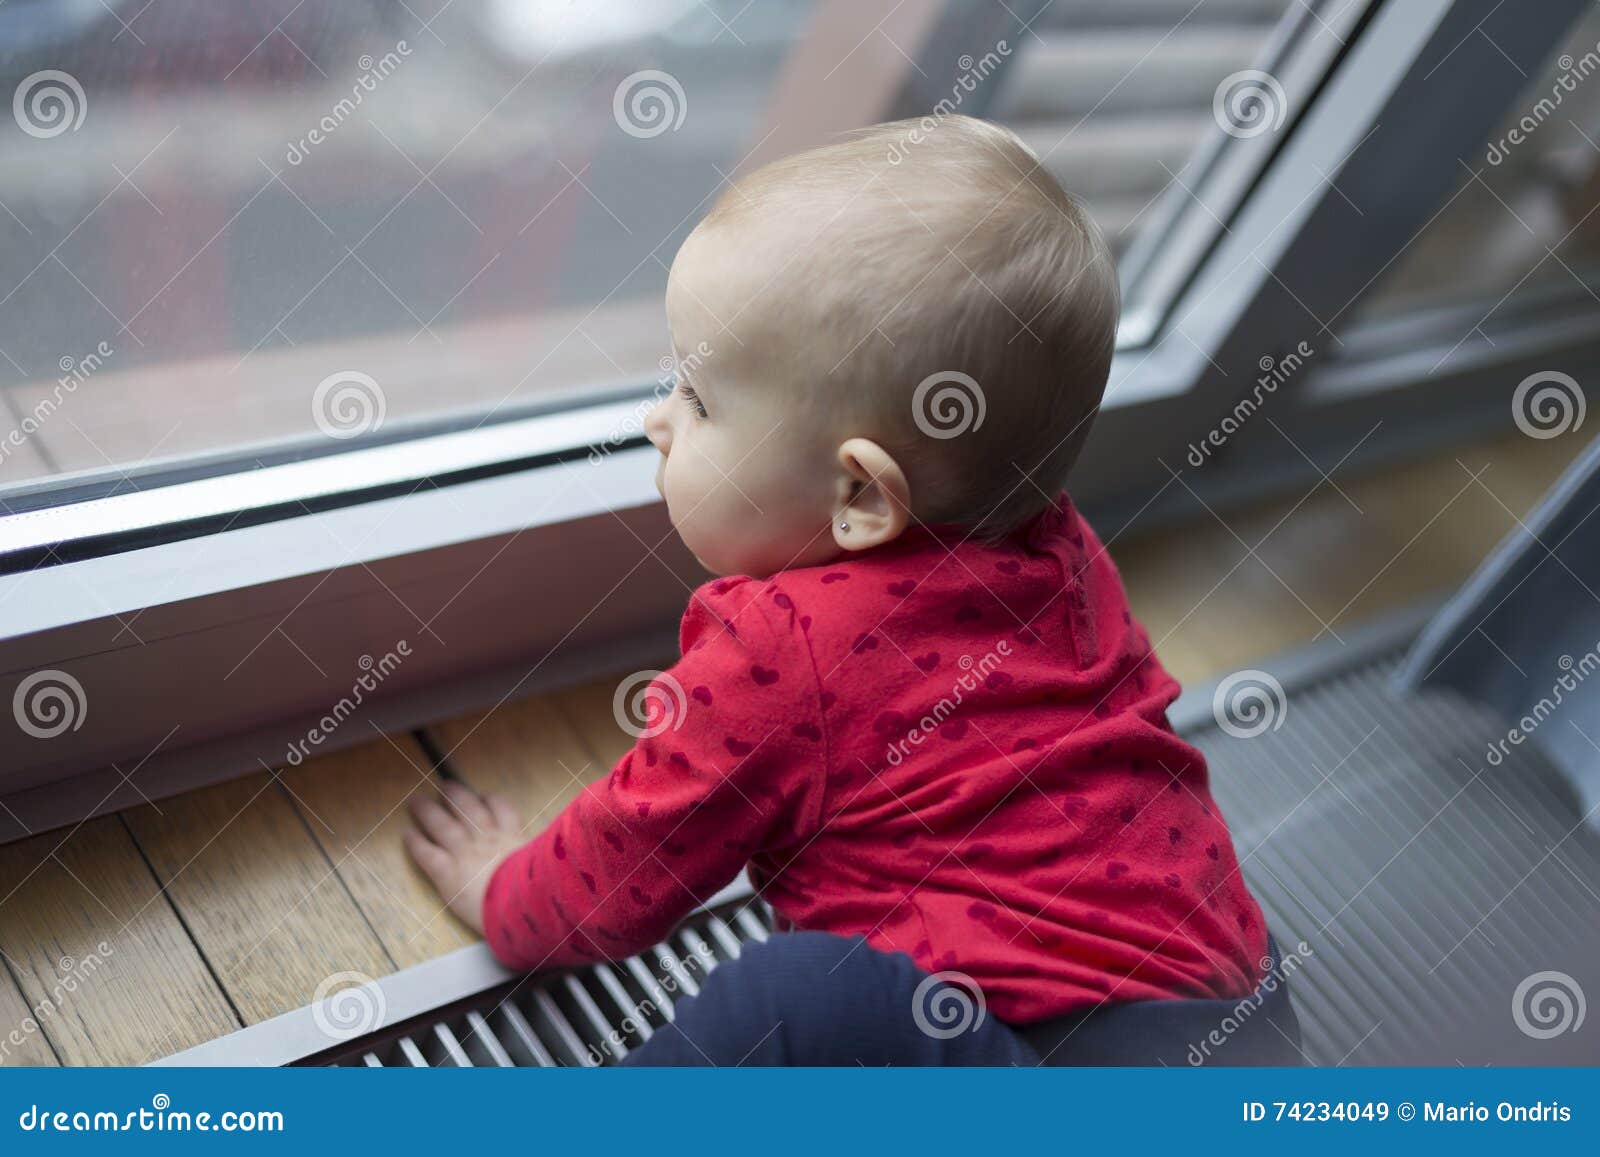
[483,494,1269,1023]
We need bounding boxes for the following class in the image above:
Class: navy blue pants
[623,931,1303,1066]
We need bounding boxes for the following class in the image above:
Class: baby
[405,116,1286,1065]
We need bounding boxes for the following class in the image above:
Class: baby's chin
[689,547,770,581]
[679,529,799,581]
[676,530,747,578]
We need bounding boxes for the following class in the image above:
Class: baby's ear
[833,438,912,552]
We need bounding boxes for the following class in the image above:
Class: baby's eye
[678,380,708,419]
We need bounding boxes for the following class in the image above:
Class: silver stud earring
[839,521,850,533]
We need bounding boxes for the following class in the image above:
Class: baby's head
[644,115,1118,578]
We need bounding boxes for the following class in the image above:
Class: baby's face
[644,226,846,579]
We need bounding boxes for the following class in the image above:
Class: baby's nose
[643,394,672,454]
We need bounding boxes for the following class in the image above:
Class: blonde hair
[700,115,1119,539]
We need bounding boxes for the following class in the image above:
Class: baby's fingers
[409,793,466,847]
[484,791,523,833]
[440,778,492,829]
[402,829,453,881]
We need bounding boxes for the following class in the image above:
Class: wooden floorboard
[552,681,635,768]
[279,736,477,970]
[0,817,238,1065]
[0,963,60,1067]
[1115,431,1583,683]
[123,771,395,1025]
[428,696,608,841]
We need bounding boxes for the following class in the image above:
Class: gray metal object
[302,900,779,1069]
[158,604,1600,1066]
[1193,618,1600,1065]
[1398,432,1600,825]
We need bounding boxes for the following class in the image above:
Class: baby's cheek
[665,478,739,570]
[661,449,711,517]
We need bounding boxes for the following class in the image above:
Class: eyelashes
[677,379,708,418]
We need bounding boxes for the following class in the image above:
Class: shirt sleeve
[481,577,831,970]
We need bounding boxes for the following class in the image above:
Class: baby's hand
[403,780,527,936]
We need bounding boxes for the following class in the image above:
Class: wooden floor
[0,428,1583,1065]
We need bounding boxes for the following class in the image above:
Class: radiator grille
[314,903,775,1067]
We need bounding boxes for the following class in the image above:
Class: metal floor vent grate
[160,607,1600,1067]
[319,900,777,1068]
[1190,647,1600,1066]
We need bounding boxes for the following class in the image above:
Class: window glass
[1347,6,1600,337]
[0,0,1297,498]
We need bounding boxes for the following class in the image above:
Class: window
[0,0,1312,505]
[1345,4,1600,357]
[987,0,1310,345]
[4,0,1595,823]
